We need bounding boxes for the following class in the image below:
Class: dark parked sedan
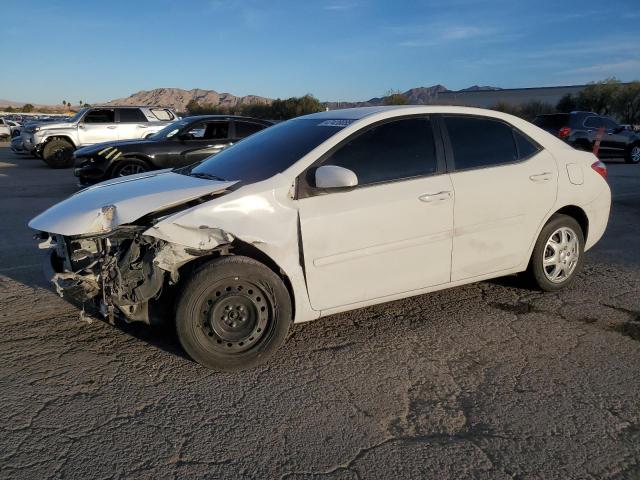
[73,115,272,185]
[533,112,640,164]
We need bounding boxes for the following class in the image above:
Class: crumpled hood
[75,138,156,156]
[29,170,237,236]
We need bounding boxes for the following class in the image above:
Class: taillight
[558,127,571,138]
[591,160,607,180]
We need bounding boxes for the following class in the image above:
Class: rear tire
[42,139,75,168]
[625,143,640,164]
[176,256,292,371]
[526,214,585,292]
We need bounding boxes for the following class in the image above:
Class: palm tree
[62,100,66,108]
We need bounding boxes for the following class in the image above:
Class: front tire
[527,214,585,292]
[111,158,150,178]
[176,256,292,371]
[42,139,75,168]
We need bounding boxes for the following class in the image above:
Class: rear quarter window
[150,109,175,121]
[513,129,541,159]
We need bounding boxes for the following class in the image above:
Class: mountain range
[104,88,272,112]
[0,85,502,111]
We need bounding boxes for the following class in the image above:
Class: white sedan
[29,106,611,371]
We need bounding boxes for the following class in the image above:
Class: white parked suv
[21,106,177,168]
[0,118,20,138]
[29,106,611,371]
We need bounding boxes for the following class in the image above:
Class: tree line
[184,94,324,120]
[490,78,640,124]
[179,78,640,125]
[2,103,91,114]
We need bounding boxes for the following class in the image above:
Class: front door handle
[529,172,552,182]
[419,191,452,203]
[107,125,117,129]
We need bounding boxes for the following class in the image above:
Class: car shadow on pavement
[111,317,191,361]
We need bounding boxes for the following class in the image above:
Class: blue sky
[1,0,639,104]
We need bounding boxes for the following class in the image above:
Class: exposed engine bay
[41,227,211,324]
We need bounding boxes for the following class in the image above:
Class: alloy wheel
[631,146,640,163]
[542,226,580,283]
[118,164,147,176]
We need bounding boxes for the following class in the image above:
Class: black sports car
[73,115,273,186]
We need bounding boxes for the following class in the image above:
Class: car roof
[301,105,525,121]
[181,115,272,123]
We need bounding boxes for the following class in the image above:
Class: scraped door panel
[299,175,454,311]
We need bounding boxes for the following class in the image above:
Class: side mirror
[315,165,358,189]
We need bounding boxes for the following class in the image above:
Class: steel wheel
[196,279,272,354]
[117,163,147,176]
[542,226,580,283]
[176,256,292,371]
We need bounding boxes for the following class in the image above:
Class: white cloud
[397,23,505,48]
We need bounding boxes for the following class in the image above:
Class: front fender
[38,130,77,148]
[143,177,319,323]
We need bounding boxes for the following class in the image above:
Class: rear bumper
[584,184,612,251]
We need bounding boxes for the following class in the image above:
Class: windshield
[67,108,90,123]
[150,120,189,140]
[178,118,347,185]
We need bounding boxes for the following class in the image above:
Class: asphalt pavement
[1,145,639,479]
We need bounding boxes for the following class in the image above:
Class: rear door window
[444,116,518,170]
[117,108,147,123]
[83,109,115,123]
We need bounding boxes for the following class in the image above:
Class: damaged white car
[29,106,611,371]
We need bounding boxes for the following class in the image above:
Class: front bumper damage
[40,226,231,324]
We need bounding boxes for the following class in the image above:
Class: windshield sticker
[317,119,354,127]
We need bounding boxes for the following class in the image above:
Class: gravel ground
[1,145,639,479]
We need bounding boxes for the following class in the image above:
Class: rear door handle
[419,191,452,203]
[107,125,117,129]
[529,172,552,182]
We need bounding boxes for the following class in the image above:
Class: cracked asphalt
[1,144,640,479]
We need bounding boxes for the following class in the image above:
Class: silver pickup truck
[22,106,178,168]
